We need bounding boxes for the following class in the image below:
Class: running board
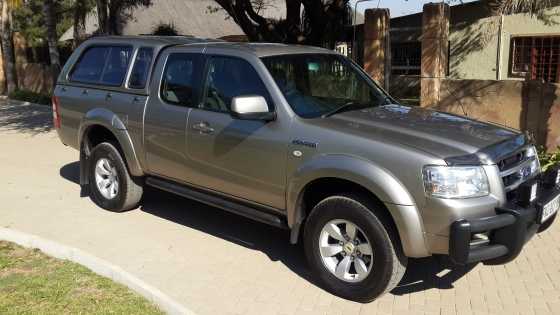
[145,177,288,229]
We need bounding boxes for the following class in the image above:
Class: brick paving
[1,99,559,315]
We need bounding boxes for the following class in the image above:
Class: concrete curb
[0,227,196,315]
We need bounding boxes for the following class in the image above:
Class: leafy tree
[12,0,75,47]
[212,0,352,47]
[74,0,95,47]
[484,0,553,15]
[152,22,179,36]
[212,0,556,48]
[95,0,151,35]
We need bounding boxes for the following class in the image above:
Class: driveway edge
[0,227,195,315]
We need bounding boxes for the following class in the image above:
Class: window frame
[158,52,204,108]
[68,44,134,87]
[510,36,533,78]
[126,46,155,90]
[199,54,274,114]
[391,41,422,76]
[509,35,560,83]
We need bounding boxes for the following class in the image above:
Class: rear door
[143,46,204,180]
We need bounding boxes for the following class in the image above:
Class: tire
[304,193,407,303]
[88,142,143,212]
[538,213,557,233]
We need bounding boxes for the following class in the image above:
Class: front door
[186,54,287,209]
[144,48,203,180]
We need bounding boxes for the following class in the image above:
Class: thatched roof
[60,0,287,41]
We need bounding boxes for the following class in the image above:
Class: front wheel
[88,142,143,212]
[304,194,407,302]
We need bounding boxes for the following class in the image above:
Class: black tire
[88,142,143,212]
[304,193,407,303]
[538,213,557,233]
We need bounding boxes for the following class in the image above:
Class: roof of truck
[197,42,335,57]
[85,36,335,57]
[88,35,220,46]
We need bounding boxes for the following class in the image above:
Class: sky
[352,0,478,17]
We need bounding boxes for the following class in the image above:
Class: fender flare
[78,108,144,177]
[287,154,430,257]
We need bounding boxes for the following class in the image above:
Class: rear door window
[160,53,203,107]
[70,45,132,86]
[128,47,154,89]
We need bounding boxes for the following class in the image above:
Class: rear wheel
[88,142,143,212]
[304,193,407,302]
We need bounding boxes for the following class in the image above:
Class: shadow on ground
[0,99,52,134]
[60,161,474,299]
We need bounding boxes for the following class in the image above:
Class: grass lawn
[0,241,164,315]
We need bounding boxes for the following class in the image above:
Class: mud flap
[79,140,91,197]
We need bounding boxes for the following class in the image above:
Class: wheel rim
[94,158,119,200]
[318,219,373,283]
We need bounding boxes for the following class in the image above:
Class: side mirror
[231,95,276,121]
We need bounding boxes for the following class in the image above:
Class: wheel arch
[79,109,144,178]
[287,155,430,257]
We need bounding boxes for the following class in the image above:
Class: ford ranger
[53,36,560,302]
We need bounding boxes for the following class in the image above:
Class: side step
[145,177,288,229]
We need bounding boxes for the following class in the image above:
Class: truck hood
[315,104,523,161]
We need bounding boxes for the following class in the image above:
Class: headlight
[526,146,541,174]
[423,166,489,199]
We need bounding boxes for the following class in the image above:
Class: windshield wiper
[321,102,369,118]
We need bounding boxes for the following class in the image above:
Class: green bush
[8,89,51,105]
[538,146,560,171]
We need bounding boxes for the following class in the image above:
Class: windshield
[261,54,391,118]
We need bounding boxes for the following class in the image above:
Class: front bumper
[449,167,560,265]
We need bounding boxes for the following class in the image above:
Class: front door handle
[192,121,214,134]
[105,92,112,100]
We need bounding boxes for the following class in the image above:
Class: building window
[391,42,421,75]
[510,36,560,83]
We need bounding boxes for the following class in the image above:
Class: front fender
[287,154,430,257]
[79,108,143,176]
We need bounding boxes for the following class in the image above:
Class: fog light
[470,233,489,247]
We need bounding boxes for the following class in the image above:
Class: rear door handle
[192,121,214,134]
[105,93,112,100]
[81,89,88,95]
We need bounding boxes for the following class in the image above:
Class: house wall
[432,79,560,151]
[449,6,560,80]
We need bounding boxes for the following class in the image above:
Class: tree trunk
[43,0,61,88]
[214,0,350,47]
[73,0,88,48]
[0,0,17,94]
[107,1,122,35]
[96,0,108,34]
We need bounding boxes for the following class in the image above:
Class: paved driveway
[1,99,559,315]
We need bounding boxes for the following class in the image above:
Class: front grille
[498,146,539,192]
